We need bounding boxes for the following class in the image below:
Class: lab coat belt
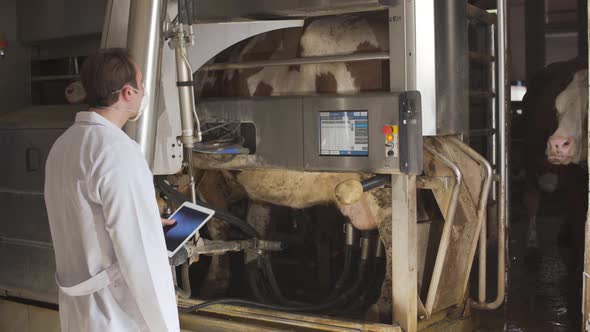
[55,263,121,296]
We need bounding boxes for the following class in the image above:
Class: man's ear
[119,85,134,102]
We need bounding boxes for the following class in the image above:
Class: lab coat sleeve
[91,143,180,332]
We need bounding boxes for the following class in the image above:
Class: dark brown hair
[80,48,138,107]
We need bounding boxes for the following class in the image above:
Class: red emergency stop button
[381,125,392,135]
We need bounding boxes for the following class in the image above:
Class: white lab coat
[44,111,180,332]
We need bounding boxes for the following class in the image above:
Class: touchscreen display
[164,205,211,253]
[319,111,368,156]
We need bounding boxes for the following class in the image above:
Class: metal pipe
[344,223,356,246]
[470,0,507,310]
[469,90,496,100]
[201,52,390,71]
[187,148,197,204]
[469,51,496,64]
[490,22,498,203]
[423,141,463,314]
[124,0,163,167]
[466,4,497,25]
[468,128,496,137]
[176,261,192,299]
[173,30,199,147]
[360,234,372,261]
[449,138,493,305]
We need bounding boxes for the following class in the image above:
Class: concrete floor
[476,185,582,331]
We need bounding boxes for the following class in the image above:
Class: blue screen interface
[164,206,211,253]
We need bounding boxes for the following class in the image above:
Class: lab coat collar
[75,111,124,133]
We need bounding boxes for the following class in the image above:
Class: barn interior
[0,0,588,332]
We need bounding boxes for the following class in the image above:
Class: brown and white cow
[546,69,588,165]
[522,57,588,250]
[198,11,392,233]
[196,12,395,318]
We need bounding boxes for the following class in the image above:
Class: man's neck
[91,107,129,128]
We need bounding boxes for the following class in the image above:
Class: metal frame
[422,141,462,315]
[465,1,509,311]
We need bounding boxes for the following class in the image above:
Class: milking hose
[180,235,372,314]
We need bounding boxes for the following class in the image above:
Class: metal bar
[0,236,53,249]
[175,261,192,299]
[469,128,496,137]
[178,298,401,331]
[470,0,507,310]
[201,52,390,71]
[466,4,497,25]
[449,138,493,305]
[423,141,462,315]
[490,22,498,203]
[469,51,495,64]
[469,90,496,100]
[124,0,163,167]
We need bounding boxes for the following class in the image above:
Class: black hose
[180,258,370,314]
[361,175,391,192]
[247,261,268,304]
[327,245,354,299]
[337,258,379,314]
[155,176,260,238]
[260,255,290,305]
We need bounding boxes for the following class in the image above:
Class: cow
[521,58,588,252]
[195,11,396,320]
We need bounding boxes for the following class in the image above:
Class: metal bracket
[416,176,453,190]
[169,238,283,266]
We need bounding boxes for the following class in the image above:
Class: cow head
[546,69,588,165]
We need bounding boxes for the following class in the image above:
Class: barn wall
[0,0,30,114]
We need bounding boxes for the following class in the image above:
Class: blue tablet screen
[164,205,211,253]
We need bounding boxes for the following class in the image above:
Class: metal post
[470,0,508,310]
[582,1,590,328]
[391,174,418,332]
[124,0,164,167]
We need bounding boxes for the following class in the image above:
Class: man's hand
[161,218,176,226]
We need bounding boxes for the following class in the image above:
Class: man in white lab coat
[44,48,180,331]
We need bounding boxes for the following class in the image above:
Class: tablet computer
[164,201,215,257]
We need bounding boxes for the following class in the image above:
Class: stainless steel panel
[411,0,470,135]
[388,1,415,92]
[196,93,421,173]
[302,94,400,173]
[432,0,469,135]
[17,0,107,43]
[0,241,57,304]
[0,123,64,304]
[196,98,305,169]
[0,129,64,192]
[193,0,392,22]
[0,192,52,243]
[100,0,131,48]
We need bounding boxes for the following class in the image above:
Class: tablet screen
[164,205,212,254]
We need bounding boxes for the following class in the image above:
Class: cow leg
[246,201,273,237]
[196,171,234,297]
[359,188,392,323]
[523,184,540,249]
